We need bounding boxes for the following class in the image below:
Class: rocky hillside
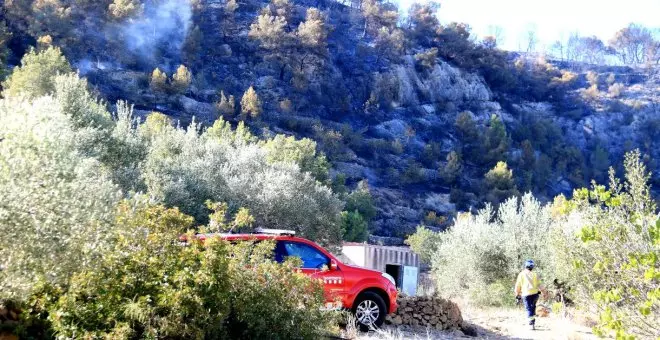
[2,0,659,238]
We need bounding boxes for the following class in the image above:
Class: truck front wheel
[352,291,386,330]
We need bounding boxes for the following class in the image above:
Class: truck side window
[274,241,287,263]
[281,242,329,269]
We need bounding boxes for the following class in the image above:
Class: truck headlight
[381,273,395,286]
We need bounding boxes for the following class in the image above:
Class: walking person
[514,259,544,330]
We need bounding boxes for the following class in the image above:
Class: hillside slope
[2,0,659,238]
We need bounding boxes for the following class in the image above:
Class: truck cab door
[275,241,345,309]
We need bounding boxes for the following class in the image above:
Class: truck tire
[352,291,387,331]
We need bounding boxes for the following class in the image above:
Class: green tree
[262,134,330,182]
[589,145,610,182]
[341,210,368,242]
[295,8,329,73]
[533,153,552,189]
[108,0,143,19]
[429,194,555,307]
[249,13,290,79]
[455,111,481,160]
[2,46,72,98]
[455,111,479,141]
[484,161,519,205]
[0,93,119,299]
[374,27,405,63]
[221,0,239,37]
[484,114,508,164]
[215,90,235,116]
[171,64,192,94]
[441,151,463,185]
[520,140,536,171]
[405,226,442,264]
[149,68,168,93]
[407,2,441,47]
[345,180,377,222]
[240,86,263,118]
[361,0,398,37]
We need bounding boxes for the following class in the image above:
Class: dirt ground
[356,305,600,340]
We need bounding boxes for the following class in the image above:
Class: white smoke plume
[120,0,193,63]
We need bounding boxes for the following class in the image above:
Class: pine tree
[455,111,479,142]
[341,211,368,242]
[520,140,536,171]
[171,65,192,94]
[2,46,72,98]
[441,151,463,185]
[150,68,168,93]
[240,86,263,118]
[484,161,519,205]
[215,90,235,116]
[484,114,508,164]
[108,0,143,20]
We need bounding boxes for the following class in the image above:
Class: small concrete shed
[342,242,420,296]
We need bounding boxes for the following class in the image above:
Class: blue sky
[397,0,660,51]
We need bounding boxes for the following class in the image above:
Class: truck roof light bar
[254,228,296,236]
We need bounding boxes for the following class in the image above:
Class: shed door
[402,266,418,296]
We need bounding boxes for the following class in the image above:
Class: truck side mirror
[330,259,338,271]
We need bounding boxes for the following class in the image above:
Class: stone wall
[385,295,465,331]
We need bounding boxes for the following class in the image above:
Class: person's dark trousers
[523,293,540,325]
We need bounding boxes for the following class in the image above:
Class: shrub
[608,82,625,98]
[581,84,600,101]
[400,161,425,185]
[2,47,72,98]
[46,201,336,339]
[552,150,660,338]
[279,98,293,113]
[586,70,599,87]
[606,73,616,85]
[423,211,446,227]
[428,194,555,306]
[47,202,229,339]
[414,47,438,71]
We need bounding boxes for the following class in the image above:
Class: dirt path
[461,306,599,339]
[357,306,599,339]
